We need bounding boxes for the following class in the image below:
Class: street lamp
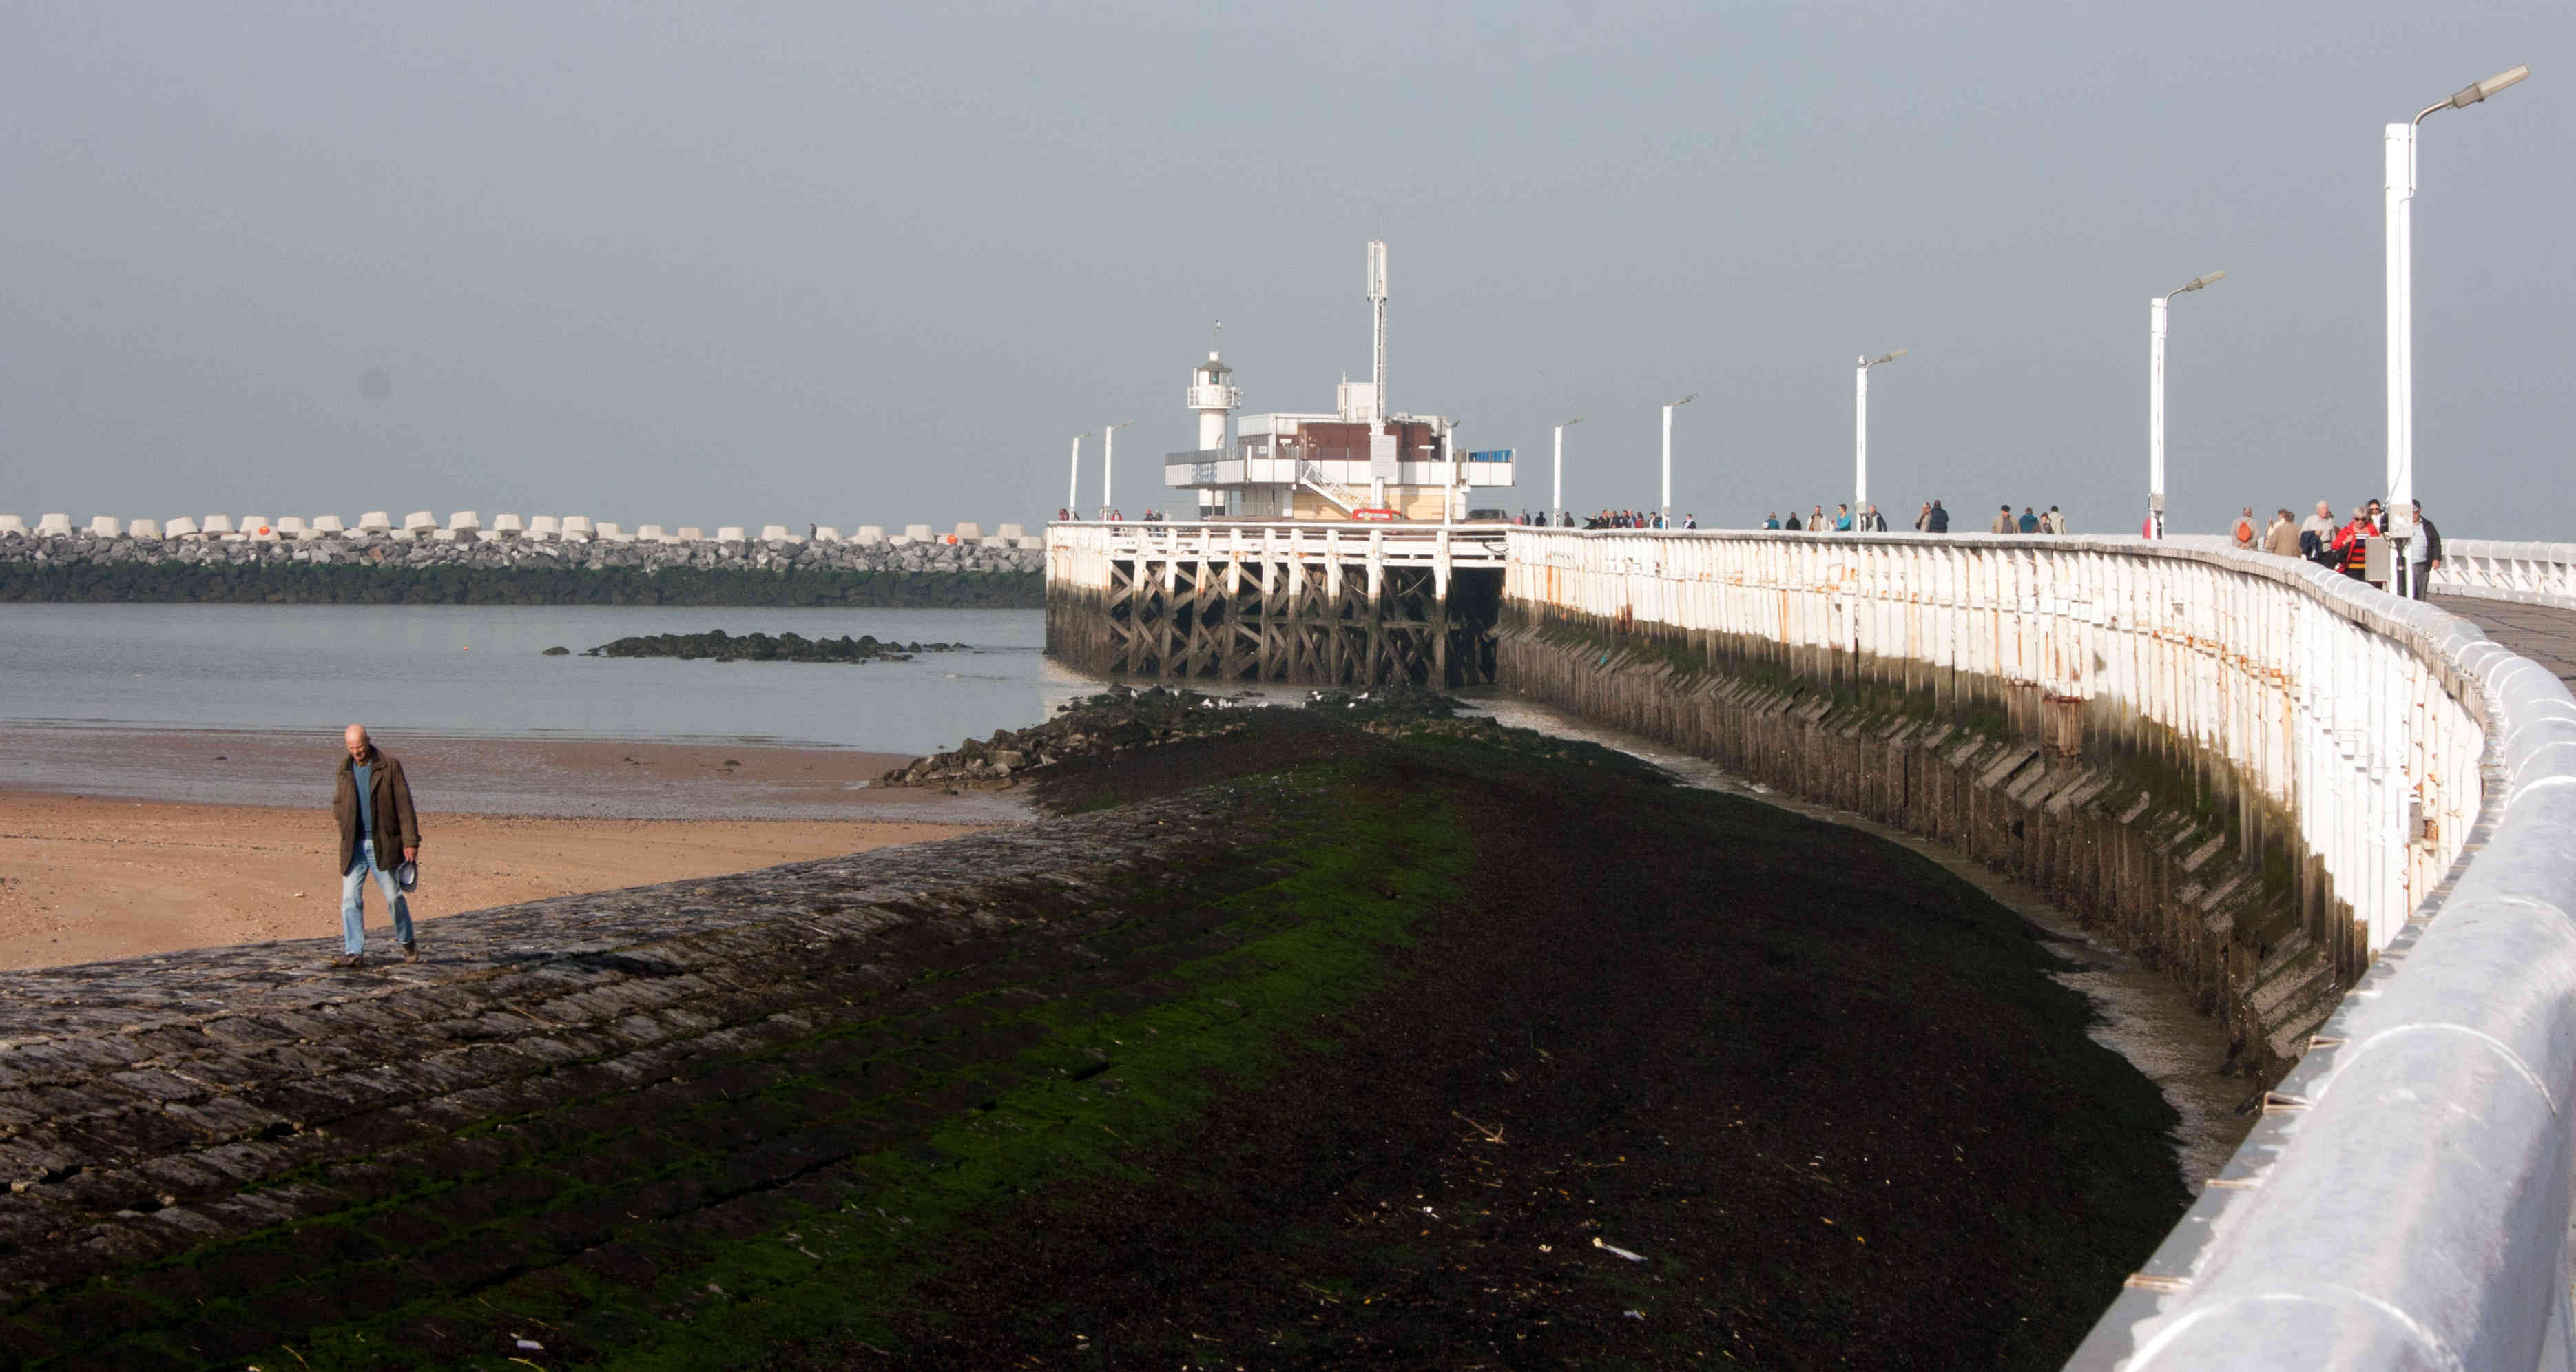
[1661,392,1698,529]
[1855,350,1904,521]
[1101,420,1133,520]
[2387,62,2529,592]
[1066,431,1092,519]
[2147,272,2224,540]
[1553,417,1583,528]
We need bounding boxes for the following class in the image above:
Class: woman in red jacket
[2332,508,2379,581]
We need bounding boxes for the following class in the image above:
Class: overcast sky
[1,2,2566,537]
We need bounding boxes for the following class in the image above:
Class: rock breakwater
[0,696,2190,1368]
[585,630,965,663]
[0,530,1041,606]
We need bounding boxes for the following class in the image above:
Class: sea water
[0,603,1087,752]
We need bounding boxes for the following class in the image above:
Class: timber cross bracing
[1046,522,1506,686]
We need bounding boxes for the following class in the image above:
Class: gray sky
[2,2,2566,537]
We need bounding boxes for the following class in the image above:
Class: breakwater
[0,697,2188,1368]
[0,530,1042,606]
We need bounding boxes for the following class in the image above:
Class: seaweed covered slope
[0,702,2183,1369]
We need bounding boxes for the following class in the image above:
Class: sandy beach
[0,726,1018,968]
[0,791,986,968]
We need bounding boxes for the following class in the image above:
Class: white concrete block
[432,528,459,542]
[311,515,347,535]
[889,535,915,547]
[0,515,24,536]
[85,516,123,538]
[813,526,842,543]
[1016,536,1045,550]
[979,535,1010,548]
[447,511,481,532]
[636,523,667,541]
[997,523,1026,539]
[163,517,200,539]
[559,516,593,541]
[676,526,705,542]
[400,511,436,532]
[758,524,788,541]
[240,516,279,541]
[904,523,933,541]
[129,519,162,539]
[357,512,393,532]
[854,525,886,544]
[953,522,983,541]
[202,514,238,537]
[276,517,308,538]
[526,514,561,541]
[492,512,526,537]
[716,526,746,543]
[35,513,72,537]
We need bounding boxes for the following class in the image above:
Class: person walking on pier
[2232,508,2258,548]
[2409,500,2443,599]
[2263,508,2300,557]
[2044,505,2068,534]
[2299,501,2336,561]
[1926,501,1950,533]
[332,724,421,967]
[1765,512,1781,529]
[1991,505,2016,534]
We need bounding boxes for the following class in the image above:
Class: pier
[1043,521,1508,685]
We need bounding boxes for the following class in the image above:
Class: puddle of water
[1461,694,2255,1194]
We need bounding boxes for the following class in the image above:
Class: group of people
[1521,508,1699,529]
[1979,503,2071,534]
[1762,503,1891,531]
[2232,499,2442,599]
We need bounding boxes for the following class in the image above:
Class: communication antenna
[1366,241,1388,422]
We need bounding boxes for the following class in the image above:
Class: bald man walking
[331,724,422,966]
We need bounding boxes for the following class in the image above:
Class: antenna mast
[1366,242,1388,422]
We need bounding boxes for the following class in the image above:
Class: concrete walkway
[2435,595,2576,690]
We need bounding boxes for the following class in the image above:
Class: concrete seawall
[0,797,1251,1361]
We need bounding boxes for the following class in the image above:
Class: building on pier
[1164,242,1515,522]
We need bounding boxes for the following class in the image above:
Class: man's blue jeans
[341,838,413,955]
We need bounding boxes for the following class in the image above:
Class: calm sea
[0,604,1093,752]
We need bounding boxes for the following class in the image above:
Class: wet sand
[0,791,989,968]
[0,725,1028,821]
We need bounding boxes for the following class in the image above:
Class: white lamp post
[1101,419,1132,519]
[2387,63,2528,592]
[2147,272,2224,540]
[1855,350,1904,519]
[1661,392,1698,528]
[1553,417,1583,528]
[1066,431,1092,517]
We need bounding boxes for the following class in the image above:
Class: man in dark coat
[2408,500,2443,600]
[333,723,422,966]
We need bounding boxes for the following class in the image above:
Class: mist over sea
[0,605,1090,751]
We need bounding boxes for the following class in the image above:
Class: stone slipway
[0,795,1258,1360]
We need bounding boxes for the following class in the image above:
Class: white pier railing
[2430,538,2576,609]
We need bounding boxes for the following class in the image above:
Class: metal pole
[1855,357,1869,514]
[1102,426,1114,518]
[1553,425,1564,526]
[2149,295,2168,539]
[2387,121,2417,592]
[1066,434,1086,516]
[1660,404,1673,527]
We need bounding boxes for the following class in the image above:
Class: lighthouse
[1185,344,1241,515]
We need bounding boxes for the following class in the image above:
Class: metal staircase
[1296,460,1363,515]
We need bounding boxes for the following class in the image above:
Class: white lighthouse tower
[1186,333,1241,514]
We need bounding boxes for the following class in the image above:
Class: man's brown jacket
[333,750,421,874]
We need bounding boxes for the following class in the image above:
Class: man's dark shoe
[401,942,421,964]
[328,953,364,968]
